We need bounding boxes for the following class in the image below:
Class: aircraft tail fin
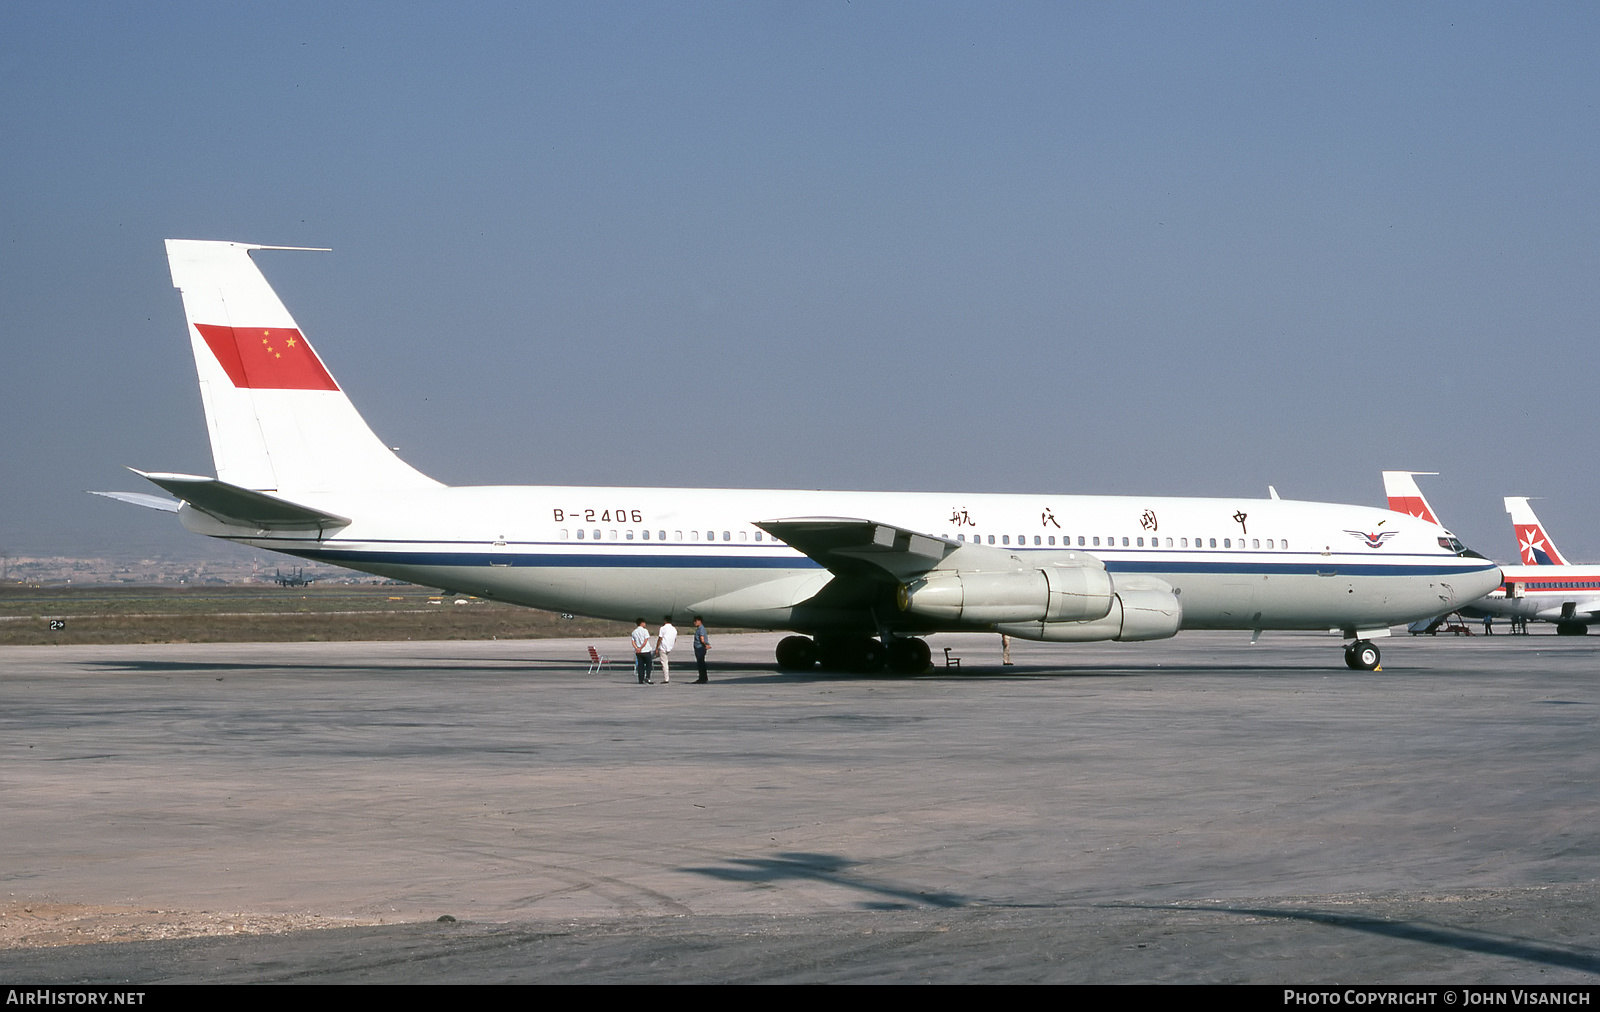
[1505,496,1569,565]
[164,240,441,493]
[1382,471,1442,525]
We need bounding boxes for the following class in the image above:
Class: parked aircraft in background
[1383,473,1597,635]
[1507,496,1571,566]
[274,567,316,588]
[1382,470,1444,526]
[92,241,1502,672]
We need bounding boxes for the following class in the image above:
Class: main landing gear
[1344,639,1381,671]
[1555,621,1588,636]
[775,635,931,675]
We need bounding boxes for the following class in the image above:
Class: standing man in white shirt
[656,616,677,684]
[631,619,653,684]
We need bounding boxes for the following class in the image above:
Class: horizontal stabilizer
[88,490,182,512]
[134,470,350,532]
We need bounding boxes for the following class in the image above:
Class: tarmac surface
[1,630,1597,983]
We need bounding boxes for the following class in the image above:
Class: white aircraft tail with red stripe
[1382,471,1442,525]
[1505,497,1569,566]
[165,240,440,493]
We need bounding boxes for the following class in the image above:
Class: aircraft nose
[1461,565,1504,603]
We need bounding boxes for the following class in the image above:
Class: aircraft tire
[1556,622,1587,636]
[1349,640,1381,671]
[814,636,852,671]
[886,637,931,675]
[848,637,887,674]
[775,635,817,670]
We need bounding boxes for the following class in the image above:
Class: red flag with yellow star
[194,324,339,390]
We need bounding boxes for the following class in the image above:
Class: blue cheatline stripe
[266,545,1494,579]
[283,549,821,570]
[1101,560,1498,578]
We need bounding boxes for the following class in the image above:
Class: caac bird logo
[1345,529,1398,549]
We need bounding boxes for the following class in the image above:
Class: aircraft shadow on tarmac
[85,657,1441,682]
[1120,903,1600,974]
[680,851,969,910]
[723,663,1323,684]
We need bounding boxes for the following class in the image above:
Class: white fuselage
[1463,565,1600,625]
[179,484,1502,636]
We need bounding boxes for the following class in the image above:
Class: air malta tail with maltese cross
[92,240,1503,673]
[1505,497,1571,566]
[1380,472,1596,635]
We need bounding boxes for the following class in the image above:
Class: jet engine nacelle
[995,583,1183,643]
[897,565,1114,625]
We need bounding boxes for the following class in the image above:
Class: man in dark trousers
[692,617,710,683]
[632,618,653,684]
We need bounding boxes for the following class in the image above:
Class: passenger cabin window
[1078,537,1086,546]
[674,531,682,541]
[722,531,730,541]
[626,531,634,540]
[560,529,568,539]
[988,535,995,545]
[1002,535,1010,545]
[1092,537,1100,546]
[1209,538,1216,548]
[640,530,648,540]
[1122,537,1129,547]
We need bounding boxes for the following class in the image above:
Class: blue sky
[3,2,1598,562]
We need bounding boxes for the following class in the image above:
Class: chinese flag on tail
[194,324,339,390]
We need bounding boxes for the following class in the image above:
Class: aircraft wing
[756,517,1101,583]
[134,470,351,532]
[756,517,958,582]
[1567,600,1600,621]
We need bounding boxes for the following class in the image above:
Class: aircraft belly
[1159,570,1471,630]
[476,565,813,624]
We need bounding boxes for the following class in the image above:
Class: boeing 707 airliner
[94,241,1503,673]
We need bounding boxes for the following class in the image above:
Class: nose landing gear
[1344,639,1381,671]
